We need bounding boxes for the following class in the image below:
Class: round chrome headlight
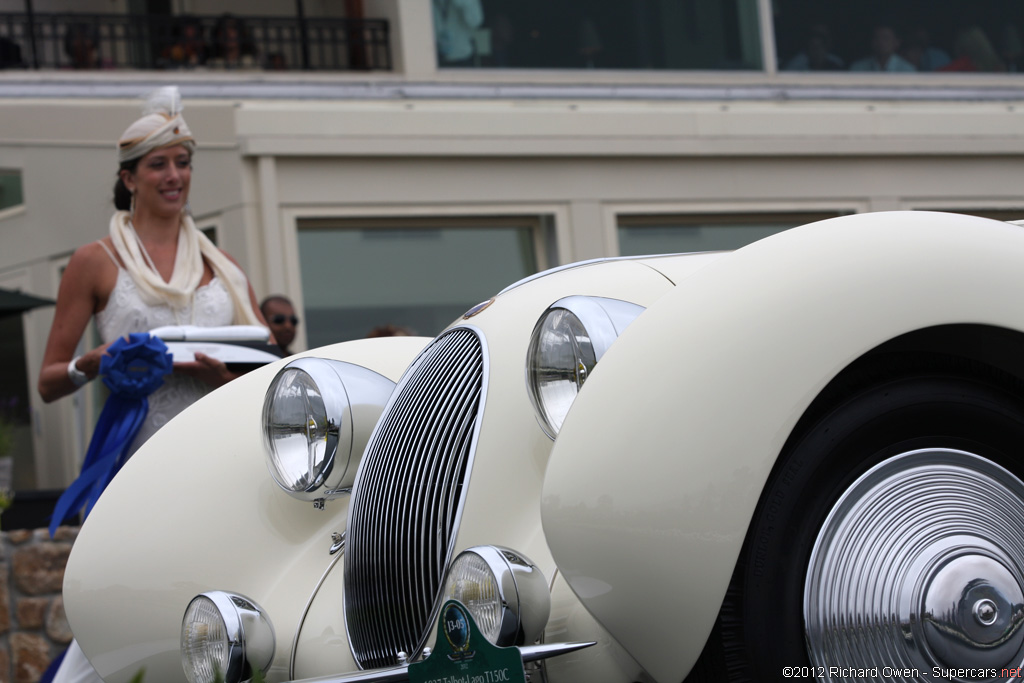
[262,358,395,501]
[181,592,274,683]
[443,546,550,647]
[526,296,644,438]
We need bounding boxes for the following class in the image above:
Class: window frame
[282,204,570,350]
[607,201,867,257]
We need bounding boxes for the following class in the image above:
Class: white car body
[64,211,1024,683]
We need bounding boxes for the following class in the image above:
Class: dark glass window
[298,217,544,346]
[775,0,1024,73]
[0,171,23,211]
[434,0,763,70]
[617,212,846,255]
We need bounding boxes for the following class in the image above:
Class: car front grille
[344,327,486,669]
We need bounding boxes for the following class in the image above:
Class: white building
[1,0,1023,500]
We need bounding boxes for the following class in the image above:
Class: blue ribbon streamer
[50,333,172,537]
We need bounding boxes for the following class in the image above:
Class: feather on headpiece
[117,86,195,163]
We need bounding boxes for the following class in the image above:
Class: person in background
[39,86,268,421]
[850,25,916,72]
[941,26,1006,73]
[0,36,24,68]
[900,26,950,72]
[207,13,259,69]
[63,23,106,70]
[261,295,299,355]
[432,0,483,66]
[266,52,288,70]
[160,15,208,69]
[38,85,270,683]
[783,22,845,71]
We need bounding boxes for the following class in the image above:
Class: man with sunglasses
[260,295,299,356]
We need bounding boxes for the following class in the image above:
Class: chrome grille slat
[354,334,472,654]
[410,352,479,599]
[345,328,485,670]
[390,336,478,638]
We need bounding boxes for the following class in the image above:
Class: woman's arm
[38,244,114,403]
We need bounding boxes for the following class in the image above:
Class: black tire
[687,366,1024,682]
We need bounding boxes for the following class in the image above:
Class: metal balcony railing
[0,12,391,71]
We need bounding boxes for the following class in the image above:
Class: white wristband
[67,356,89,387]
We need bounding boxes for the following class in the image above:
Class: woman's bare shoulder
[65,240,120,294]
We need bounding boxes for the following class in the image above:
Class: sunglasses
[270,314,299,326]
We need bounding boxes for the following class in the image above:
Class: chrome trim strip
[496,252,718,296]
[289,546,345,680]
[497,256,637,296]
[520,641,596,663]
[278,642,595,683]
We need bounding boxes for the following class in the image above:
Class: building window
[775,0,1024,73]
[617,212,846,256]
[0,171,23,212]
[434,0,763,70]
[199,224,218,246]
[921,208,1024,222]
[297,216,547,346]
[0,11,391,71]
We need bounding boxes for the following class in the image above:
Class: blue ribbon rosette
[49,333,173,537]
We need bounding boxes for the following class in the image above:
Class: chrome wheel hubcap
[805,449,1024,681]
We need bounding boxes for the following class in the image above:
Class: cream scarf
[109,210,261,326]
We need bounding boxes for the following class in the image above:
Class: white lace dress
[94,267,235,454]
[51,252,237,683]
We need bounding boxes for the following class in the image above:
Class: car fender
[541,211,1024,682]
[63,336,430,683]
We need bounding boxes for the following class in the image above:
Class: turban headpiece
[117,86,196,163]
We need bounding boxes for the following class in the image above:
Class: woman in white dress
[37,87,271,683]
[39,87,269,441]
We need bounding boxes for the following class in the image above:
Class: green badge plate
[408,600,526,683]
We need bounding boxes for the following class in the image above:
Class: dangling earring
[129,190,136,219]
[182,200,191,217]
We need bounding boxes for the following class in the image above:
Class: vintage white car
[63,211,1024,683]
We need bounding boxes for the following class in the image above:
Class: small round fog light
[181,592,275,683]
[443,546,550,647]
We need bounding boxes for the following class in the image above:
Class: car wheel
[688,366,1024,681]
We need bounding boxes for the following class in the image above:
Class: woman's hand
[174,351,238,388]
[76,340,116,380]
[38,242,119,403]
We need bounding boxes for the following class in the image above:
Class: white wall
[2,88,1024,488]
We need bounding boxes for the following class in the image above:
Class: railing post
[25,0,38,69]
[296,0,310,70]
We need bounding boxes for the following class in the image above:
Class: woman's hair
[112,158,140,210]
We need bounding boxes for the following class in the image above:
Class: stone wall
[0,527,76,683]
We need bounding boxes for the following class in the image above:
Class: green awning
[0,287,54,316]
